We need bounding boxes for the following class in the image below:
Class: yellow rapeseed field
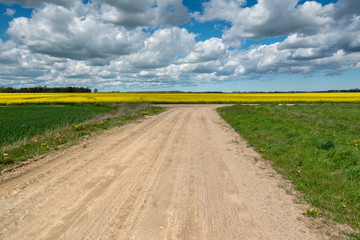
[0,92,360,104]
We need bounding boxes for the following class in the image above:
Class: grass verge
[218,103,360,234]
[0,103,164,172]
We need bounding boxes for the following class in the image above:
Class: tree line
[0,86,92,93]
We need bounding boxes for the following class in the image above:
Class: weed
[303,208,320,218]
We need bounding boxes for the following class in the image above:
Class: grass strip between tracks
[0,103,164,172]
[218,103,360,235]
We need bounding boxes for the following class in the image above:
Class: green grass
[218,103,360,231]
[0,104,116,147]
[344,231,360,240]
[0,103,164,171]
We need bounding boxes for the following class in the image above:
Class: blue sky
[0,0,359,92]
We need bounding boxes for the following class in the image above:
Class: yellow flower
[343,204,346,208]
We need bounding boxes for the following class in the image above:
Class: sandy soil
[0,105,348,239]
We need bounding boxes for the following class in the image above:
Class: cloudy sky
[0,0,359,92]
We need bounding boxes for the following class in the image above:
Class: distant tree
[0,86,14,93]
[93,88,98,93]
[0,86,91,93]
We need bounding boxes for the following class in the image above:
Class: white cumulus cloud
[4,8,16,17]
[0,0,359,90]
[126,27,196,69]
[100,0,190,27]
[7,2,146,61]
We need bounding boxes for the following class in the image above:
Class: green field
[218,103,360,230]
[0,103,163,170]
[0,104,117,147]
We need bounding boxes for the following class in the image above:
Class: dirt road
[0,105,344,239]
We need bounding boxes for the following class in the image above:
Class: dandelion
[343,204,346,208]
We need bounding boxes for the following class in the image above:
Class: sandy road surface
[0,105,345,239]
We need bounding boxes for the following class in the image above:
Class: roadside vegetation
[218,103,360,232]
[0,103,163,172]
